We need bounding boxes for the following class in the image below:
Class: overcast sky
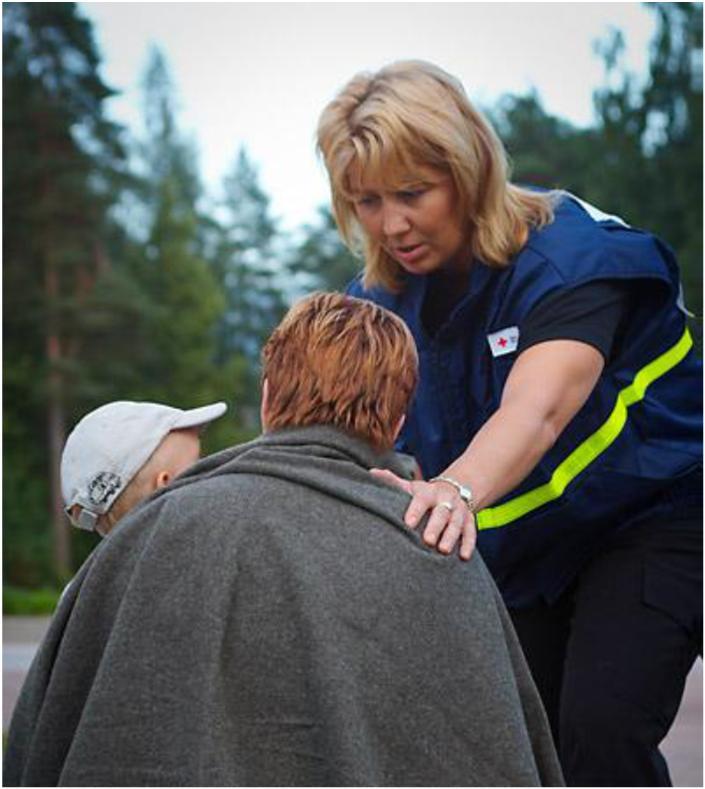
[81,2,657,232]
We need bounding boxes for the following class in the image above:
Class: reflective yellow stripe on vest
[476,328,694,531]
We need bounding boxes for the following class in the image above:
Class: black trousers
[509,474,702,787]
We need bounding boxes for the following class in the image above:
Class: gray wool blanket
[4,425,563,787]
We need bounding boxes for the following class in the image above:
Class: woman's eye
[356,195,380,208]
[399,188,425,200]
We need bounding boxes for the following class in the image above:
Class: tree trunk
[38,111,72,582]
[48,383,70,579]
[46,301,71,581]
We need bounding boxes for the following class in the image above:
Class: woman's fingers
[421,499,456,545]
[427,503,476,560]
[437,503,466,554]
[459,512,477,561]
[370,471,477,559]
[402,483,443,528]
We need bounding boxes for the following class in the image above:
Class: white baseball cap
[61,400,227,531]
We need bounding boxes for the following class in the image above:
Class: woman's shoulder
[525,192,616,254]
[518,192,673,287]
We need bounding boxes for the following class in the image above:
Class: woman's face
[351,166,471,275]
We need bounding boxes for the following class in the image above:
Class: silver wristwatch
[429,475,475,512]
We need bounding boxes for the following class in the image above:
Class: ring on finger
[438,501,455,513]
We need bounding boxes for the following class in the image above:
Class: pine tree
[286,206,361,295]
[591,2,702,331]
[4,2,129,581]
[494,3,701,338]
[124,48,225,410]
[139,47,201,215]
[209,147,287,422]
[128,177,226,405]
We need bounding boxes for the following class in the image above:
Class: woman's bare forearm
[377,340,604,559]
[442,399,560,511]
[441,339,605,512]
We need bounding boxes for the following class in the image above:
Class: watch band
[429,475,475,513]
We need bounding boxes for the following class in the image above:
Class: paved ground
[3,616,703,785]
[3,617,53,735]
[661,659,703,787]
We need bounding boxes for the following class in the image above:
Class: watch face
[88,472,121,506]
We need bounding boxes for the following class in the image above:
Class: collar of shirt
[400,261,500,347]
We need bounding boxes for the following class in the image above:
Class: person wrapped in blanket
[4,292,562,787]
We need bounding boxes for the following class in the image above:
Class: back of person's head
[261,291,418,450]
[316,59,555,291]
[61,400,227,536]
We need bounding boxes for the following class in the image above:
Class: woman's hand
[370,469,476,560]
[370,341,604,561]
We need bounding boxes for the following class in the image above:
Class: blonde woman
[317,60,702,787]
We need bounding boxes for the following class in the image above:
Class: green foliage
[126,50,249,440]
[3,585,62,615]
[495,3,702,347]
[3,1,131,583]
[287,206,361,294]
[140,47,201,209]
[3,463,53,587]
[213,148,287,363]
[124,177,225,405]
[490,92,599,196]
[591,3,702,327]
[204,147,288,419]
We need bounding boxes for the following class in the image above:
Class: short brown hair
[261,292,418,450]
[317,59,558,292]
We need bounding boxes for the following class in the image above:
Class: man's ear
[392,414,406,442]
[260,377,270,430]
[155,471,171,489]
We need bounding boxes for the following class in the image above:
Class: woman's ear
[260,377,270,431]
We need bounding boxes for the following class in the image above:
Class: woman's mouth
[393,243,427,265]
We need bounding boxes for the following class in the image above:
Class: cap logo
[88,472,121,506]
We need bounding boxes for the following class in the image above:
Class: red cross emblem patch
[487,326,519,357]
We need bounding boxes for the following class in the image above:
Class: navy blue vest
[347,194,702,607]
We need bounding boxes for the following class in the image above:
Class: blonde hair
[261,292,418,450]
[317,59,557,292]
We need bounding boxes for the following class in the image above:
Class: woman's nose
[382,203,411,237]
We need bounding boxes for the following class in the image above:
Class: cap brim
[173,402,228,429]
